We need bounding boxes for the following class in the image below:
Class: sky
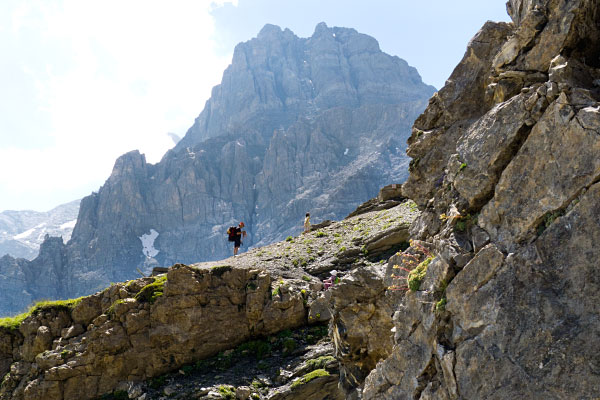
[0,0,510,212]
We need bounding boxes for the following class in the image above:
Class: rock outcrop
[0,199,417,400]
[0,23,434,316]
[344,1,600,399]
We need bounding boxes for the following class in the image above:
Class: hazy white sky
[0,0,510,212]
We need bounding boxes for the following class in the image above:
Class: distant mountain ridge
[0,200,80,260]
[0,22,435,316]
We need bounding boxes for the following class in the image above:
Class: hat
[330,270,337,276]
[239,222,245,227]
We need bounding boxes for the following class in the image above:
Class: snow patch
[14,227,36,240]
[60,219,77,230]
[139,229,160,258]
[186,147,195,159]
[344,148,349,156]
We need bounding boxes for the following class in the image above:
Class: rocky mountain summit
[0,23,434,315]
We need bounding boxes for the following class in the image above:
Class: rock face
[0,23,434,315]
[351,1,600,399]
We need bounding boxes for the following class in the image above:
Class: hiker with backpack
[227,222,247,256]
[303,212,311,233]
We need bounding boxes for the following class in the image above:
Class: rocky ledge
[0,197,417,400]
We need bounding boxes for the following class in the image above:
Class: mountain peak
[257,23,283,39]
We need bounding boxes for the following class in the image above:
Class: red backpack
[227,226,237,241]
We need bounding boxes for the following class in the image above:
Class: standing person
[228,222,246,256]
[304,212,311,233]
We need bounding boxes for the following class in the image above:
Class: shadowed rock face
[0,23,434,314]
[349,1,600,399]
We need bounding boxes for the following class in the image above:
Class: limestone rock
[361,0,600,399]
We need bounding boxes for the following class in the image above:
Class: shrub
[315,230,326,237]
[435,298,447,313]
[286,236,294,242]
[389,240,434,292]
[407,256,433,291]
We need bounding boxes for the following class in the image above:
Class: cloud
[0,0,237,211]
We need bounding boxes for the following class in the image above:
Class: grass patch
[291,369,330,389]
[134,275,167,303]
[315,230,327,238]
[286,236,294,242]
[0,297,84,331]
[305,356,335,371]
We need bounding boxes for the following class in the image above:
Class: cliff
[354,0,600,398]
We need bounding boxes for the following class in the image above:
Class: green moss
[106,299,126,318]
[315,230,327,237]
[302,275,311,282]
[286,236,294,242]
[236,340,271,360]
[149,375,167,389]
[282,337,297,354]
[217,385,236,400]
[251,379,266,389]
[291,369,330,389]
[305,356,335,371]
[134,275,167,303]
[60,349,73,360]
[0,297,84,331]
[277,329,292,338]
[435,298,447,313]
[407,256,433,291]
[210,265,232,276]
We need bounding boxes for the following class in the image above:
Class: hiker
[303,212,311,233]
[227,222,247,256]
[323,270,338,290]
